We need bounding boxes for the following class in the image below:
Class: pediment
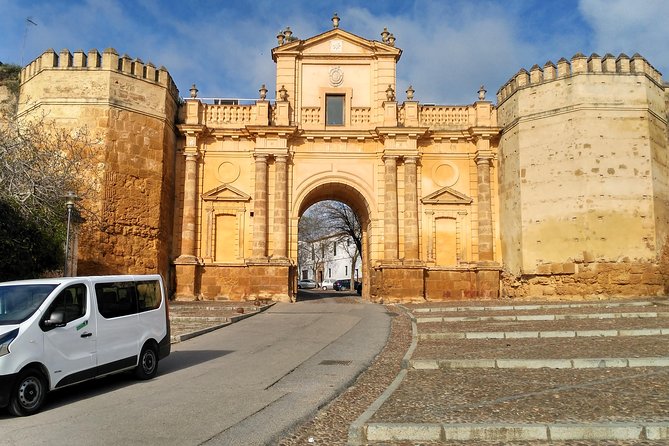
[202,184,251,202]
[272,28,401,61]
[421,186,472,205]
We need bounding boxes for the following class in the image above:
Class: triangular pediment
[421,186,472,205]
[202,184,251,202]
[272,28,401,61]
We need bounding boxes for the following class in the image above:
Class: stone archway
[291,180,376,300]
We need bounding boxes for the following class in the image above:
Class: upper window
[326,95,345,126]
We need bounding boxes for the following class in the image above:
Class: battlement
[20,48,179,99]
[496,53,664,104]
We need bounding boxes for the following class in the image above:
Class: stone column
[475,143,494,262]
[404,156,420,261]
[252,154,269,259]
[177,151,199,261]
[383,155,399,261]
[273,154,288,259]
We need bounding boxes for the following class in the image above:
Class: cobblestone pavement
[278,298,669,445]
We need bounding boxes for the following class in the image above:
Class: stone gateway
[16,18,669,302]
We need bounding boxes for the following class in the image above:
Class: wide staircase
[352,299,669,444]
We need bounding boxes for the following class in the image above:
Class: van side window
[43,284,87,327]
[95,282,138,319]
[136,280,161,312]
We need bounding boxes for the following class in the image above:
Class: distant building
[298,234,361,284]
[15,16,669,302]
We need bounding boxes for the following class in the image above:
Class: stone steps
[351,298,669,444]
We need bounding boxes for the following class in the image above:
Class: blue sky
[1,0,667,104]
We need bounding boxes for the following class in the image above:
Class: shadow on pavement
[296,289,359,302]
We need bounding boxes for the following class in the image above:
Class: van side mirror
[44,311,66,328]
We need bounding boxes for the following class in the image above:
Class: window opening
[326,94,344,125]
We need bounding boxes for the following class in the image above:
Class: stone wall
[18,48,179,282]
[497,53,669,298]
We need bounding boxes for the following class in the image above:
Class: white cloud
[579,0,669,73]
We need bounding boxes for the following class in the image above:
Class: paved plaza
[276,296,669,445]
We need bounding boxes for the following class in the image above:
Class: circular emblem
[329,66,344,87]
[433,162,459,187]
[217,161,240,184]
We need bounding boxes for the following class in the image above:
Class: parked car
[321,279,335,290]
[0,275,170,416]
[333,279,361,291]
[297,279,317,289]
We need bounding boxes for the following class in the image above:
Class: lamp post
[63,191,78,277]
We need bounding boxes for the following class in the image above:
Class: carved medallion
[329,66,344,87]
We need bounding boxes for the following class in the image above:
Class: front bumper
[0,372,17,408]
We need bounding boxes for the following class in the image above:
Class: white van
[0,275,170,416]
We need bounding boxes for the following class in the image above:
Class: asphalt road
[0,291,391,446]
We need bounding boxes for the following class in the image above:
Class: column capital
[382,154,399,163]
[254,153,270,162]
[403,155,419,164]
[475,152,494,164]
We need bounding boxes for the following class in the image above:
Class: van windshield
[0,284,57,325]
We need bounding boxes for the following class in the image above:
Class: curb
[408,356,669,369]
[417,311,667,323]
[419,327,669,340]
[348,305,418,445]
[413,300,657,313]
[170,302,275,344]
[363,422,669,442]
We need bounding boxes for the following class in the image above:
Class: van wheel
[135,344,158,380]
[9,368,47,416]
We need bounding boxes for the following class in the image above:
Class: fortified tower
[18,48,179,280]
[497,53,669,297]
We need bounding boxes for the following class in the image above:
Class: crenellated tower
[497,52,669,297]
[18,48,180,280]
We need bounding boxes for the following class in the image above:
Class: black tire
[8,368,47,416]
[135,344,158,380]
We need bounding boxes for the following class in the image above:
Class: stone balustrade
[204,104,256,127]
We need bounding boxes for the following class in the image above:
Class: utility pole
[21,17,37,66]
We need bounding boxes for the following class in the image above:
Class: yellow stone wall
[18,48,179,281]
[497,54,669,297]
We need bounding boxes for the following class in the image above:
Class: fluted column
[273,154,288,258]
[475,146,494,262]
[252,154,269,259]
[383,155,399,261]
[177,151,199,261]
[404,156,420,261]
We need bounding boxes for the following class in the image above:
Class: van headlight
[0,328,19,357]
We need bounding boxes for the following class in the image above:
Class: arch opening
[292,182,374,301]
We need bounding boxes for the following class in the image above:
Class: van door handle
[80,332,92,338]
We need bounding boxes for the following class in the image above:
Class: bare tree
[298,201,363,288]
[0,111,102,224]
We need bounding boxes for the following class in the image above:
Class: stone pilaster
[404,156,420,261]
[272,154,288,259]
[176,150,199,263]
[383,155,399,262]
[475,141,494,262]
[252,153,269,259]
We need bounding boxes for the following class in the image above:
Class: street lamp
[63,191,78,277]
